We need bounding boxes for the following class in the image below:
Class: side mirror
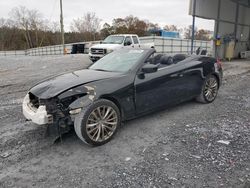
[141,64,158,74]
[124,41,132,46]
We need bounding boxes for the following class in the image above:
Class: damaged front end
[22,89,88,142]
[22,69,104,142]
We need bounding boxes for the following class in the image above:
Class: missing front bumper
[22,94,53,125]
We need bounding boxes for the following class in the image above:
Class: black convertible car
[23,48,222,146]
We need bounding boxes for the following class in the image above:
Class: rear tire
[74,99,121,146]
[196,75,219,104]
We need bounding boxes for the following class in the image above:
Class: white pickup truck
[89,34,154,62]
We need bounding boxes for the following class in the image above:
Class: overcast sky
[0,0,214,31]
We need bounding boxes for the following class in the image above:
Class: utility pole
[60,0,65,54]
[191,0,196,54]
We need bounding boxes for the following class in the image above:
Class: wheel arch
[69,94,124,121]
[211,73,221,88]
[99,95,124,121]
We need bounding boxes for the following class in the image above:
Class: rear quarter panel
[198,56,222,87]
[180,56,219,97]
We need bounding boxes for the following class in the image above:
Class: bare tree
[0,18,17,50]
[196,29,212,40]
[49,21,60,33]
[164,25,178,31]
[0,18,7,27]
[183,26,211,40]
[0,18,8,49]
[112,15,148,36]
[184,25,197,39]
[71,12,101,41]
[71,18,84,33]
[10,6,31,48]
[100,23,114,38]
[145,21,160,31]
[9,6,45,48]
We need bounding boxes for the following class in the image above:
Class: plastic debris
[239,178,244,183]
[125,157,131,161]
[217,140,230,145]
[169,177,177,181]
[190,154,202,159]
[0,151,11,158]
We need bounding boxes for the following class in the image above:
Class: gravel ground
[0,55,250,188]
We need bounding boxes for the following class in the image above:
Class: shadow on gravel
[119,99,198,130]
[54,129,77,144]
[54,100,199,147]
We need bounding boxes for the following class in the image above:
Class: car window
[89,49,146,73]
[124,37,132,45]
[103,36,124,44]
[132,36,139,44]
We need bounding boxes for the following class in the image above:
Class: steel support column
[214,0,221,58]
[248,25,250,45]
[234,2,239,40]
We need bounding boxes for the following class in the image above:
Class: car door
[134,63,189,115]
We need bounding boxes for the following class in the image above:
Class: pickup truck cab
[89,34,153,62]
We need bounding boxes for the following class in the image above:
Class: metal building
[189,0,250,59]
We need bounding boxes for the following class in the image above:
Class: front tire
[74,99,121,146]
[196,75,219,103]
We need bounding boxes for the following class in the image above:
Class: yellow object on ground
[216,40,221,46]
[225,41,235,61]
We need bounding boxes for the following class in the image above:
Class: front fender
[69,95,95,110]
[67,85,97,110]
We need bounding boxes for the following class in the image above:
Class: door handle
[170,73,178,78]
[170,73,184,78]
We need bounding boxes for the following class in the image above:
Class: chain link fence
[140,36,212,55]
[0,36,212,56]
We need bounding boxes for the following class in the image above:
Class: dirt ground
[0,55,250,188]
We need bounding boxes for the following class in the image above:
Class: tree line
[0,6,213,51]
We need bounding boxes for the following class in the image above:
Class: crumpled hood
[91,43,122,50]
[29,69,121,99]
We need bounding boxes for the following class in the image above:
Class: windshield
[102,36,124,44]
[89,50,145,73]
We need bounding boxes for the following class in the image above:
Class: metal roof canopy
[189,0,250,58]
[189,0,250,26]
[231,0,250,8]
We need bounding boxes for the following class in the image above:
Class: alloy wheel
[86,105,118,142]
[204,77,218,102]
